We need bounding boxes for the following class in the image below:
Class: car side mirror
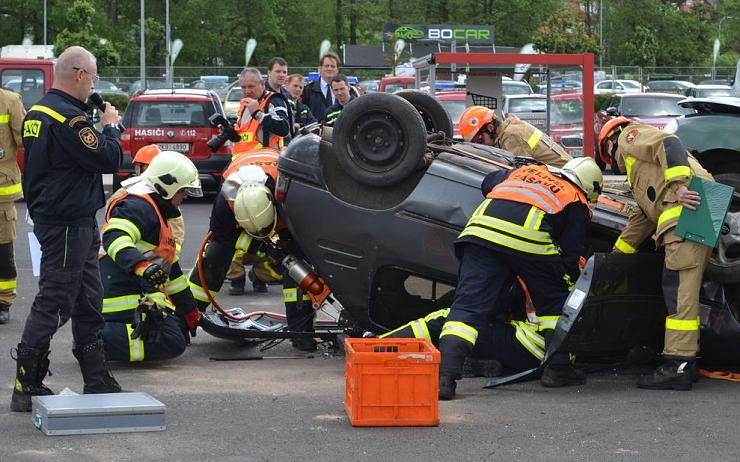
[606,107,619,116]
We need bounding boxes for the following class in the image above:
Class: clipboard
[674,176,734,248]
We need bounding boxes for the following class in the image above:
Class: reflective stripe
[537,315,559,330]
[188,280,216,303]
[666,316,700,331]
[527,129,543,149]
[614,237,637,254]
[440,321,478,345]
[106,218,142,242]
[523,207,545,230]
[164,274,189,295]
[103,295,140,313]
[325,110,341,120]
[136,240,156,252]
[0,183,22,196]
[490,183,559,213]
[424,307,450,322]
[0,279,17,290]
[459,227,560,255]
[261,261,282,280]
[283,288,298,302]
[126,324,145,362]
[511,320,545,360]
[658,205,682,228]
[235,232,252,251]
[29,105,67,123]
[147,292,175,312]
[0,114,9,123]
[664,166,692,182]
[107,235,136,261]
[468,212,553,242]
[625,156,636,187]
[410,319,431,340]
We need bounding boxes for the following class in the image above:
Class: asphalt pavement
[1,196,739,462]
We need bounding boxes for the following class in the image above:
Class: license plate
[570,149,583,157]
[156,143,190,153]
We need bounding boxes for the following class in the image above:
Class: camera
[207,113,240,151]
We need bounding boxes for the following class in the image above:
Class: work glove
[134,261,168,288]
[179,308,201,345]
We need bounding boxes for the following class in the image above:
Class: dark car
[645,80,695,95]
[117,89,231,191]
[271,91,740,369]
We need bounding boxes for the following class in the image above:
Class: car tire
[333,92,426,187]
[394,90,454,138]
[705,172,740,284]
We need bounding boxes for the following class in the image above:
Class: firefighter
[599,117,713,391]
[0,87,24,324]
[230,67,290,159]
[107,144,185,250]
[187,150,317,351]
[437,157,603,400]
[321,74,356,126]
[460,105,572,168]
[100,151,202,362]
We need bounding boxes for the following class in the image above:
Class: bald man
[11,46,124,412]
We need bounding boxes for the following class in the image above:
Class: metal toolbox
[31,392,165,436]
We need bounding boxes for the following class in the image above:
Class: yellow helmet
[561,157,603,202]
[233,182,276,239]
[143,151,202,199]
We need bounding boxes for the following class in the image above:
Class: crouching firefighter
[100,151,203,362]
[599,117,713,390]
[188,150,317,351]
[437,157,603,400]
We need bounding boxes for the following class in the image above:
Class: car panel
[594,79,643,95]
[686,85,735,98]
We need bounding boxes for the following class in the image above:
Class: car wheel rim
[348,111,406,173]
[713,210,740,268]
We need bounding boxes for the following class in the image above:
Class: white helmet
[560,157,603,202]
[233,181,276,238]
[143,150,203,199]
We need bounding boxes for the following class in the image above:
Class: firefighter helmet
[597,117,631,164]
[133,144,160,166]
[143,150,203,199]
[459,105,498,142]
[233,182,277,239]
[561,157,604,202]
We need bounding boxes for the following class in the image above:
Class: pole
[165,0,172,86]
[140,0,145,90]
[599,0,603,69]
[43,0,47,45]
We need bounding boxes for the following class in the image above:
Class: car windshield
[696,88,735,97]
[509,98,546,113]
[132,101,215,127]
[550,99,583,125]
[621,81,641,89]
[438,99,467,125]
[227,88,244,102]
[384,83,404,93]
[621,97,694,116]
[503,82,532,95]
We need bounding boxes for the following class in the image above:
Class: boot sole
[10,393,32,412]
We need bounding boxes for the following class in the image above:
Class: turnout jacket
[101,193,196,322]
[232,90,290,157]
[0,88,24,204]
[494,116,572,168]
[613,123,713,253]
[22,89,122,226]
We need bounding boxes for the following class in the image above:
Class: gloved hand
[184,308,200,336]
[134,261,168,288]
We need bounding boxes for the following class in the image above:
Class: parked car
[222,85,243,118]
[358,79,380,93]
[96,79,128,97]
[594,79,643,95]
[503,80,533,95]
[502,94,547,129]
[685,84,735,98]
[645,80,695,95]
[127,79,170,96]
[435,90,466,140]
[379,76,415,93]
[117,89,231,191]
[267,91,740,370]
[537,78,583,95]
[549,93,585,158]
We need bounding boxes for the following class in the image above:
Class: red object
[344,338,440,427]
[434,90,466,139]
[184,308,201,331]
[132,144,160,165]
[379,76,415,93]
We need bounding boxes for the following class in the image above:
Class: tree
[621,25,658,67]
[532,8,597,54]
[53,0,120,69]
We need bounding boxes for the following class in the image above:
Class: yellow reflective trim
[235,232,252,251]
[107,235,136,261]
[0,279,17,290]
[164,274,189,295]
[0,183,22,196]
[664,166,692,182]
[188,281,216,303]
[106,218,142,241]
[658,205,682,228]
[0,114,9,123]
[29,104,67,123]
[410,319,431,340]
[625,156,636,187]
[424,307,450,322]
[666,316,700,331]
[459,227,559,255]
[527,129,543,149]
[440,321,478,345]
[512,321,545,360]
[126,324,145,362]
[536,315,559,330]
[467,214,553,242]
[136,240,156,252]
[102,295,140,313]
[283,288,298,302]
[261,261,282,280]
[614,237,637,254]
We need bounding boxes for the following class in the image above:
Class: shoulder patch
[625,129,640,144]
[79,126,100,150]
[68,115,88,127]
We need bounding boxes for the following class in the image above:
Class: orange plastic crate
[344,338,440,427]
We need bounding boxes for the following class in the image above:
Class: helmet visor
[182,177,203,197]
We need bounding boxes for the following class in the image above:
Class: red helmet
[597,117,631,164]
[459,105,497,142]
[133,144,161,166]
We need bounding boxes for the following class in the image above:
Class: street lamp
[712,16,733,80]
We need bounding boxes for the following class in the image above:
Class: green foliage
[594,93,612,112]
[101,92,129,112]
[621,26,658,67]
[532,7,597,54]
[52,0,121,69]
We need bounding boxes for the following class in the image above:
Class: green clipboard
[674,176,735,248]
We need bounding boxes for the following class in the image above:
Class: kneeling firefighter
[437,157,603,400]
[100,151,202,362]
[187,150,317,351]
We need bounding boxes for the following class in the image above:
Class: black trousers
[102,316,186,362]
[21,224,105,350]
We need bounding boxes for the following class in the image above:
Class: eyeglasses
[73,66,99,83]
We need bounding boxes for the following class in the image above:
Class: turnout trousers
[102,316,186,362]
[21,223,105,350]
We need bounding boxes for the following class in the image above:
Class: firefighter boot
[438,336,473,400]
[73,339,122,394]
[462,357,503,378]
[540,332,586,388]
[248,269,268,293]
[0,302,9,324]
[637,356,694,391]
[228,276,245,296]
[10,345,54,412]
